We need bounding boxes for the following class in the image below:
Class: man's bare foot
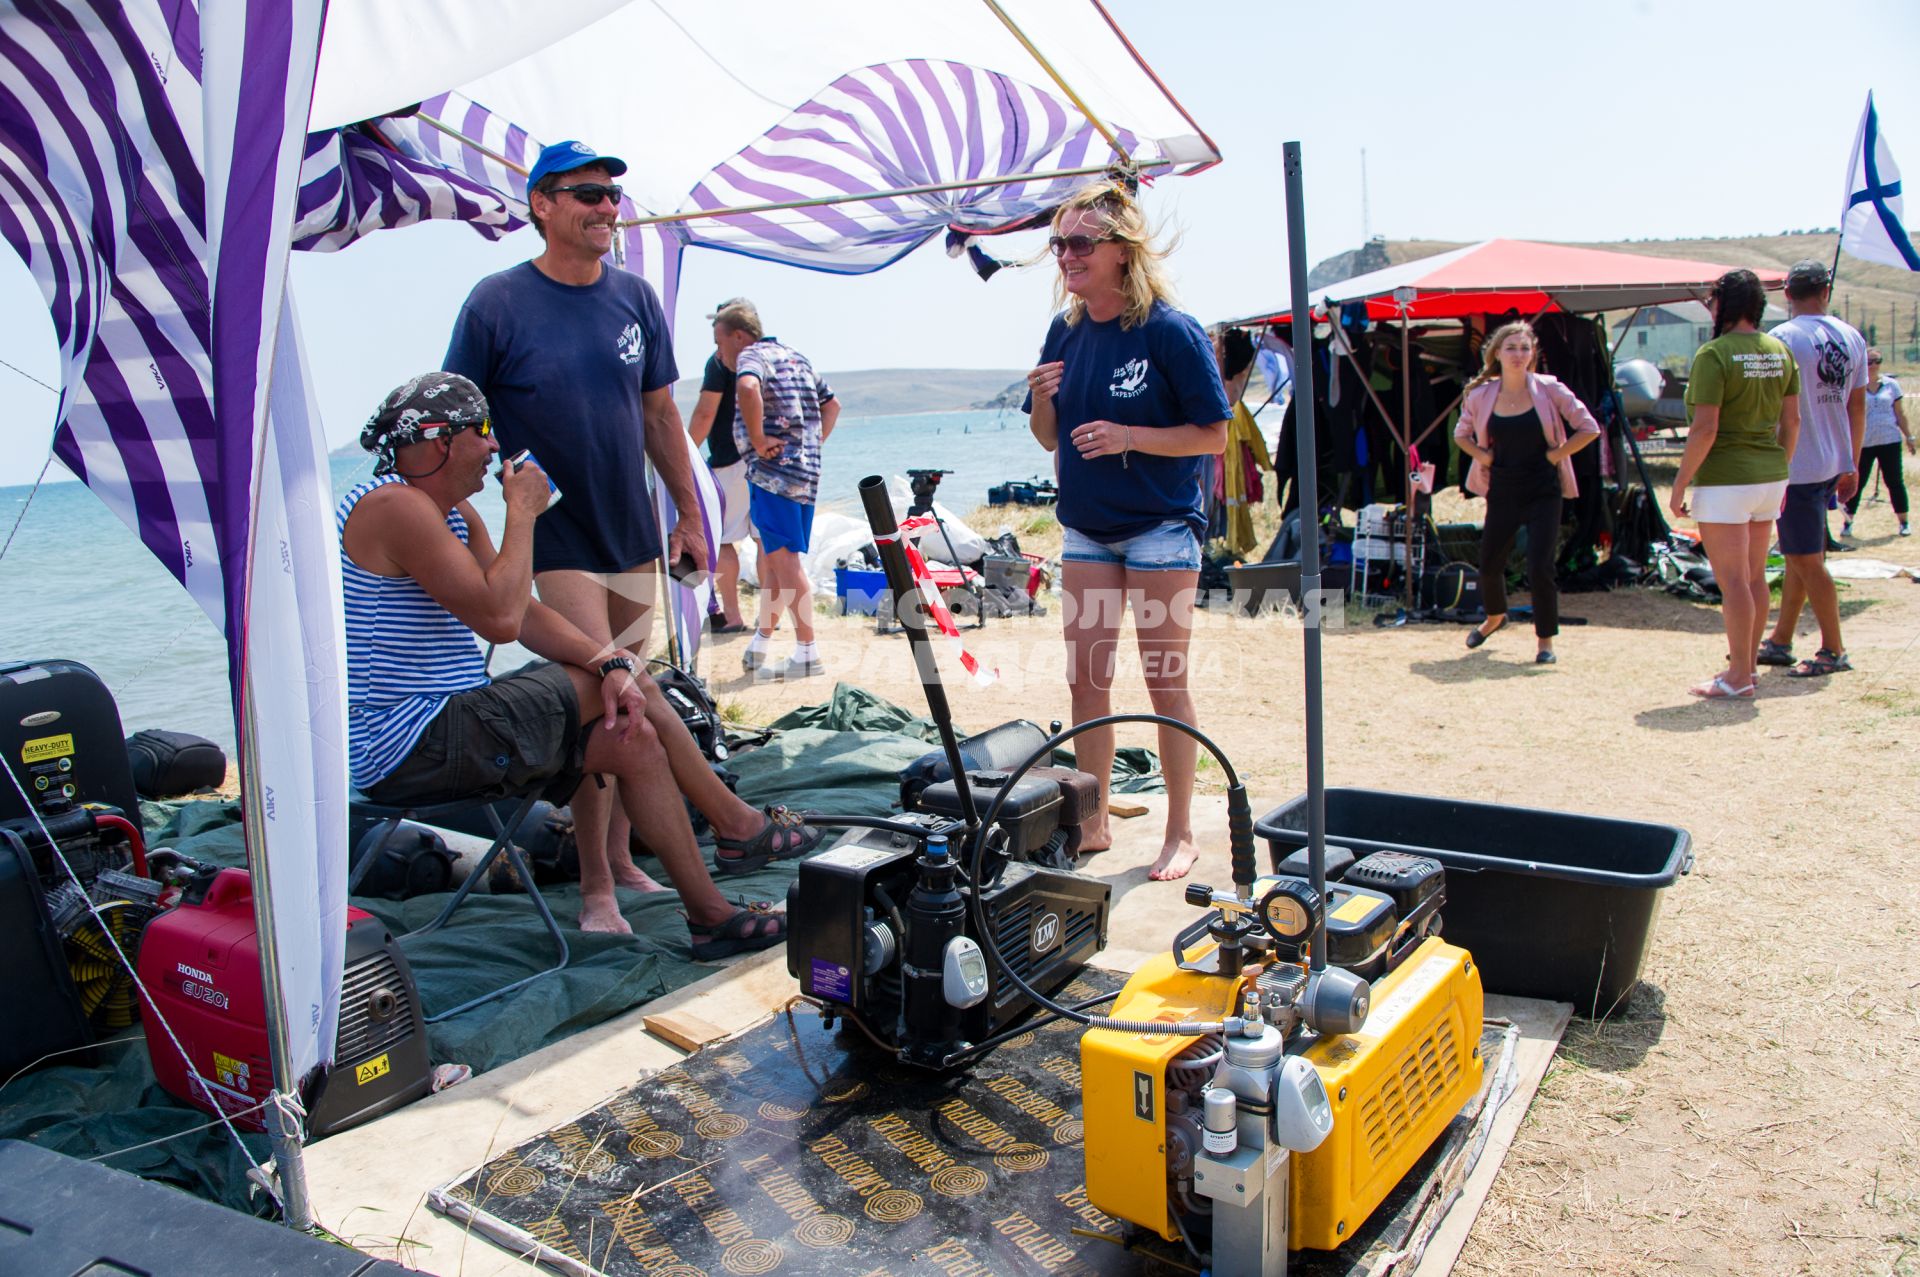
[1077,817,1114,855]
[579,895,633,934]
[1148,835,1201,881]
[612,861,667,892]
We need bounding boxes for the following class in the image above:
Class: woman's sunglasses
[1048,233,1113,258]
[550,182,623,207]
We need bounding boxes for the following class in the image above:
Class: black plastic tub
[1256,789,1692,1015]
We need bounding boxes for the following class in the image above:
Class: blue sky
[0,0,1916,484]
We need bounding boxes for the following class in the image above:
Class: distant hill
[1323,233,1918,355]
[671,366,1024,419]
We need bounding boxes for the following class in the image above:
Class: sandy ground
[690,477,1920,1277]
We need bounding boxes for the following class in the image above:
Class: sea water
[0,409,1048,754]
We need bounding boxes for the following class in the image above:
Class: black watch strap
[599,655,637,678]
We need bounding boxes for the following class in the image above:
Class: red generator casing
[137,868,432,1138]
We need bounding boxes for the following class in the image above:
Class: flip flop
[1688,675,1755,700]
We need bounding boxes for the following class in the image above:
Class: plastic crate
[835,567,890,617]
[1256,788,1691,1015]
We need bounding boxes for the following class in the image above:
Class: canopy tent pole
[415,113,531,177]
[1400,312,1415,608]
[1283,140,1329,966]
[615,162,1163,228]
[979,0,1127,158]
[1608,306,1645,362]
[237,687,315,1229]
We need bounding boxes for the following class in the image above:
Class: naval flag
[1841,92,1919,271]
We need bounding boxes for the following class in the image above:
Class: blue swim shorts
[749,484,816,554]
[1061,521,1201,572]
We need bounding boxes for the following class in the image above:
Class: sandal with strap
[1755,639,1795,667]
[1785,648,1851,678]
[686,901,787,960]
[1688,675,1755,700]
[713,805,824,875]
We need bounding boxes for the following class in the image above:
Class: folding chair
[349,786,570,1023]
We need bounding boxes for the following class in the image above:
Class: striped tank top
[339,476,489,788]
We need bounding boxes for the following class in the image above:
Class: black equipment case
[0,658,140,825]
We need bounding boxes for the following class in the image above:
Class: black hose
[964,713,1247,1032]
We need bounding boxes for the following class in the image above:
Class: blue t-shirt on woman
[1022,299,1232,543]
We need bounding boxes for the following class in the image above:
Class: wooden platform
[304,795,1569,1276]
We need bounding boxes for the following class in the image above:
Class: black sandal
[713,806,823,875]
[687,902,787,960]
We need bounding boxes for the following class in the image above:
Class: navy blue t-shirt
[1022,299,1232,542]
[700,353,742,468]
[444,262,678,573]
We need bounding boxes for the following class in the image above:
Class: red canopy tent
[1225,240,1787,606]
[1225,238,1786,325]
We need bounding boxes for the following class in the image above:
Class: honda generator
[138,867,433,1139]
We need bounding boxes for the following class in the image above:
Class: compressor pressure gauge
[1258,879,1321,947]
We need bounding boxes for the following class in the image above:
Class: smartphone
[669,551,703,584]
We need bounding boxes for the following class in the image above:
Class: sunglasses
[1048,233,1113,258]
[550,182,623,207]
[421,419,492,442]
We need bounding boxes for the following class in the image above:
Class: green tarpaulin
[0,684,1157,1215]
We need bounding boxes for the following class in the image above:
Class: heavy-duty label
[21,732,73,763]
[355,1053,391,1086]
[1331,892,1378,924]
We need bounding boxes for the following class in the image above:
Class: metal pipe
[1283,142,1329,972]
[979,0,1126,156]
[858,476,979,829]
[1401,316,1416,608]
[414,113,531,177]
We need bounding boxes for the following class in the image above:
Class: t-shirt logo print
[1813,329,1850,389]
[1109,357,1149,399]
[616,322,646,366]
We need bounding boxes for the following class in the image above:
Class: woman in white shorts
[1670,270,1802,700]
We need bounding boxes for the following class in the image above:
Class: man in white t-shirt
[1758,260,1867,677]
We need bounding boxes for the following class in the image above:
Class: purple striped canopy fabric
[680,59,1140,275]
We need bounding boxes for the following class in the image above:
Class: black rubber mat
[432,967,1505,1276]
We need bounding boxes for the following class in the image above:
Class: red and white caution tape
[879,518,997,687]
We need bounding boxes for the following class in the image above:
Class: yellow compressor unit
[1082,863,1483,1273]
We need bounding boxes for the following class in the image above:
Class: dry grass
[693,470,1920,1276]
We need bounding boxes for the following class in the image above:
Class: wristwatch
[599,654,638,678]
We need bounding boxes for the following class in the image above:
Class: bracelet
[599,654,637,678]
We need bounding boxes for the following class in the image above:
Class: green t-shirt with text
[1685,331,1798,486]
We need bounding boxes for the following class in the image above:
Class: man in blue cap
[445,141,821,888]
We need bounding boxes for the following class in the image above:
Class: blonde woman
[1453,322,1601,663]
[1022,182,1231,882]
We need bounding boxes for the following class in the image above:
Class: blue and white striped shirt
[339,476,489,788]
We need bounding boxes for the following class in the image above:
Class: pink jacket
[1452,372,1601,499]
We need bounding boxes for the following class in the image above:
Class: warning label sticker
[355,1053,391,1086]
[21,733,74,764]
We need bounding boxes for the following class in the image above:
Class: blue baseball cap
[527,140,628,189]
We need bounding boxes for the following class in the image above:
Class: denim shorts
[1061,521,1201,572]
[1776,478,1837,556]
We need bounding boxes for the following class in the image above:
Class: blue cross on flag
[1842,92,1919,271]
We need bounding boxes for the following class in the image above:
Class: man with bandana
[338,372,789,952]
[444,140,819,878]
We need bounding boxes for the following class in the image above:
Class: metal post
[1401,316,1416,608]
[1283,141,1328,971]
[239,686,315,1229]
